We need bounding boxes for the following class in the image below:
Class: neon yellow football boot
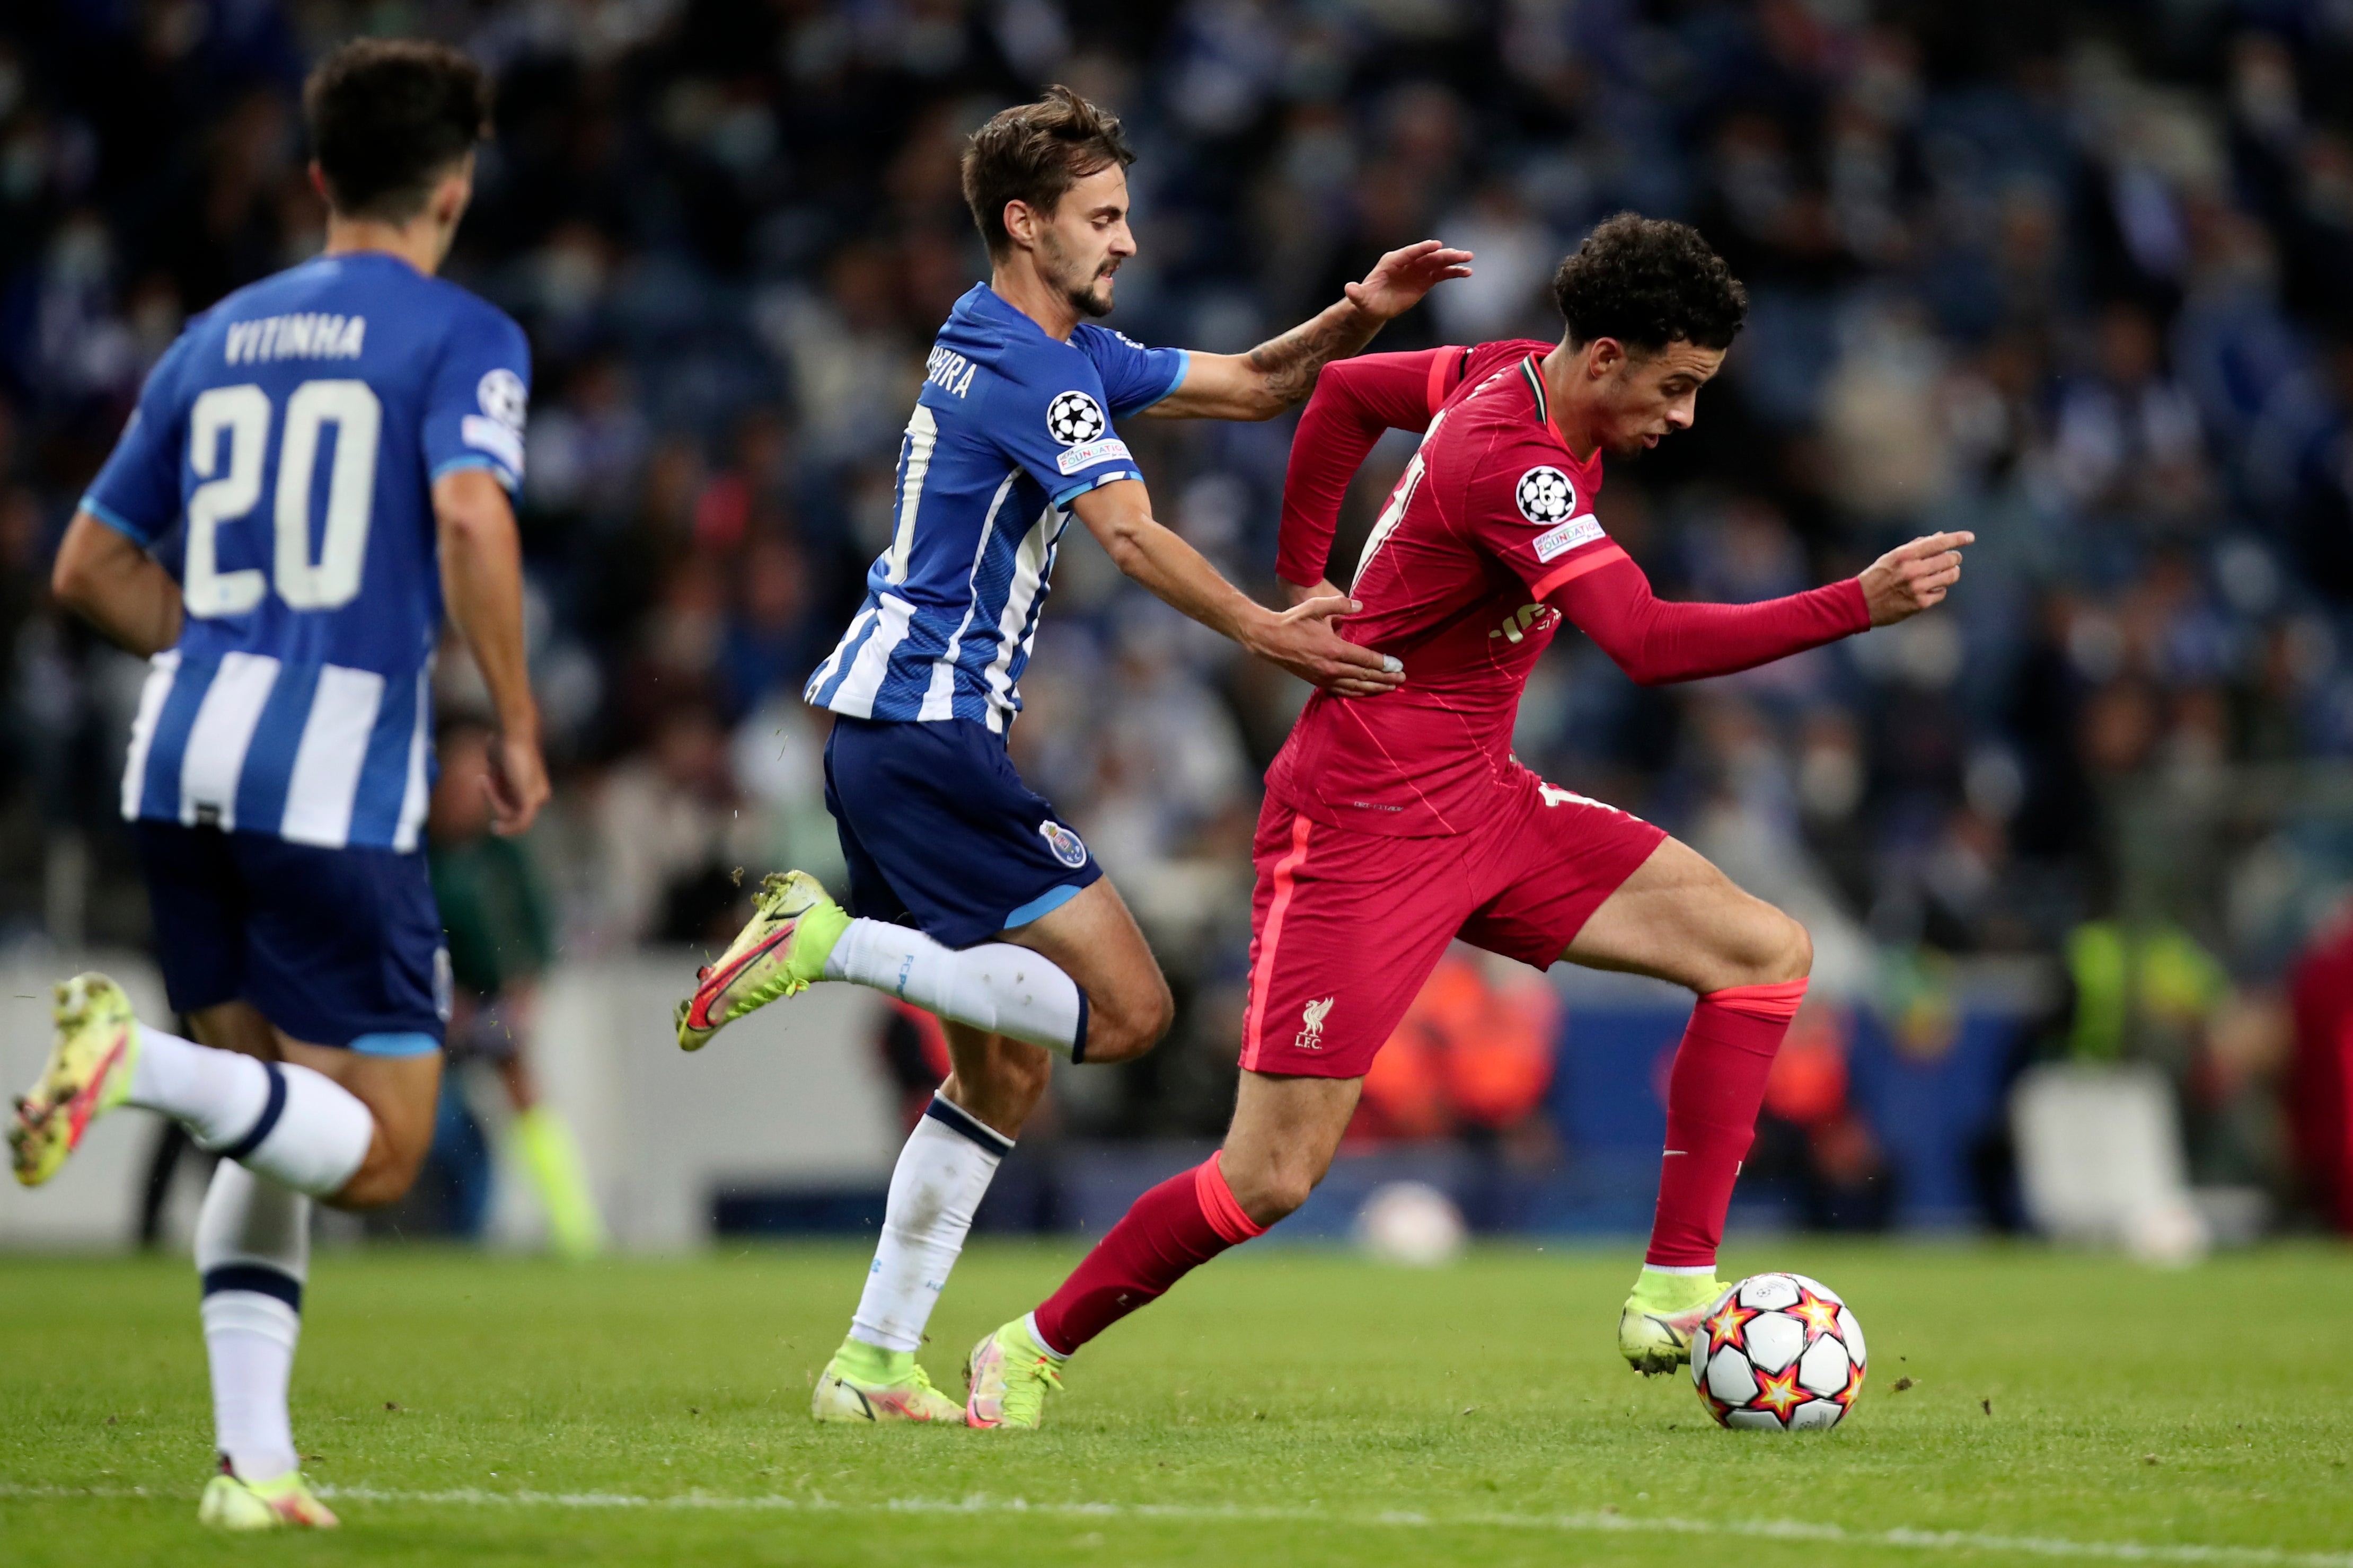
[1617,1266,1731,1376]
[964,1317,1064,1430]
[197,1461,340,1529]
[674,871,851,1051]
[811,1339,964,1424]
[10,973,140,1188]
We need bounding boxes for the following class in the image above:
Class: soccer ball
[1353,1181,1467,1266]
[1691,1273,1866,1431]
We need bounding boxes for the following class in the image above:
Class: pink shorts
[1238,782,1665,1079]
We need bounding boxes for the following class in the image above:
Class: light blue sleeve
[988,348,1146,508]
[81,334,197,545]
[424,306,532,492]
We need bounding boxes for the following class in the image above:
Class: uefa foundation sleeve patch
[1532,513,1606,561]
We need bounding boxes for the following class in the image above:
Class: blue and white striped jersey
[804,284,1187,732]
[82,251,530,852]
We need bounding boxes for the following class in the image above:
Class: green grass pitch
[4,1239,2350,1566]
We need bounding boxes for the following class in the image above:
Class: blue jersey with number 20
[82,251,530,852]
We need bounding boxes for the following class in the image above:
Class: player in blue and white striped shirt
[677,87,1469,1424]
[10,41,545,1530]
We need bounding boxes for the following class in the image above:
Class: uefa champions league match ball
[1691,1273,1867,1431]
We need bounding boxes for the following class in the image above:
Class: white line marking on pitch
[5,1483,2344,1567]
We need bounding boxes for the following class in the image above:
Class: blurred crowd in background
[5,0,2353,1234]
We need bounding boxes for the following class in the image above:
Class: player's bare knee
[1226,1160,1314,1228]
[1711,900,1811,991]
[1080,978,1173,1066]
[329,1132,422,1210]
[1779,915,1814,985]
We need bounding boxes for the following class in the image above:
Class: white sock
[1024,1311,1070,1363]
[128,1022,373,1198]
[196,1162,307,1481]
[823,918,1087,1059]
[128,1023,269,1147]
[848,1096,1011,1354]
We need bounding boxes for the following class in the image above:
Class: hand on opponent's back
[1861,530,1973,626]
[1246,589,1406,698]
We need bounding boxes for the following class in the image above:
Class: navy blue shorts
[823,716,1101,950]
[131,821,449,1052]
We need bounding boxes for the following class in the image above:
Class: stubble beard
[1044,231,1116,318]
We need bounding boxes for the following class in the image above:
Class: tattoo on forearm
[1247,299,1381,406]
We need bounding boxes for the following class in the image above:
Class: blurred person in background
[675,83,1465,1427]
[1351,947,1559,1151]
[2290,907,2353,1233]
[426,716,603,1258]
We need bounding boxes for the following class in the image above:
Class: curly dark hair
[1552,213,1748,352]
[962,87,1136,260]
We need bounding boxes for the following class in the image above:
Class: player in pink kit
[963,214,1972,1426]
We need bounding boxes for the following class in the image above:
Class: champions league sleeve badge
[1514,465,1576,525]
[1046,390,1108,445]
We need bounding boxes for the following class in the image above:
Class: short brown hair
[961,87,1136,260]
[305,39,491,222]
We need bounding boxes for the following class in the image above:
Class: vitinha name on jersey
[223,313,367,365]
[924,345,978,397]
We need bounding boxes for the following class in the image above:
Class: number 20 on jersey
[183,378,382,618]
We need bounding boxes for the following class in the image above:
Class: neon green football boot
[1617,1266,1731,1376]
[674,871,851,1051]
[964,1317,1064,1430]
[10,973,140,1188]
[197,1460,340,1529]
[811,1339,964,1424]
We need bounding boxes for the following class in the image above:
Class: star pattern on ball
[1832,1356,1867,1409]
[1046,390,1107,445]
[1703,1299,1760,1359]
[1751,1362,1809,1422]
[1791,1286,1845,1346]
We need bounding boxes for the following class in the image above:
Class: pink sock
[1645,979,1807,1268]
[1032,1155,1265,1355]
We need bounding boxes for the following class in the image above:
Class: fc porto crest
[1039,819,1089,868]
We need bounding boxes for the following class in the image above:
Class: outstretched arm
[1555,531,1971,685]
[1071,479,1405,697]
[1144,241,1471,423]
[1275,348,1454,593]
